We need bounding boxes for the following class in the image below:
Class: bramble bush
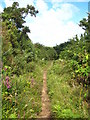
[59,34,90,86]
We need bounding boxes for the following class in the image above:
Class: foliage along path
[38,70,51,118]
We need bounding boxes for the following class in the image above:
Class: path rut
[38,70,50,119]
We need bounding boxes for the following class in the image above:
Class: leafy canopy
[2,2,38,29]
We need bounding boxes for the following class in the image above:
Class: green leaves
[34,43,57,60]
[86,54,88,60]
[2,1,39,76]
[57,14,90,86]
[9,113,17,118]
[2,2,38,29]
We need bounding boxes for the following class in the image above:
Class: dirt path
[38,70,51,118]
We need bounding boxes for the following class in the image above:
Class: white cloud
[4,0,34,7]
[53,3,79,20]
[4,0,14,7]
[35,0,48,13]
[0,5,3,13]
[4,0,85,46]
[26,2,84,46]
[50,0,89,3]
[15,0,34,7]
[28,16,84,46]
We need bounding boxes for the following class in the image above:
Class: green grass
[2,60,49,118]
[47,59,89,118]
[2,60,89,118]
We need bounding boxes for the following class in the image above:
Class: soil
[38,70,51,119]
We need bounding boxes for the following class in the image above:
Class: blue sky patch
[0,0,6,8]
[0,0,89,46]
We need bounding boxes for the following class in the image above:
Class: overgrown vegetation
[2,62,43,118]
[47,60,89,118]
[54,14,90,86]
[50,13,90,118]
[34,43,57,60]
[1,1,90,119]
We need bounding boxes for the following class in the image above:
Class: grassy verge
[47,59,89,118]
[2,60,48,118]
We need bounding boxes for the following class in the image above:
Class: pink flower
[7,84,11,89]
[4,67,7,71]
[6,76,9,81]
[5,76,11,89]
[6,81,11,89]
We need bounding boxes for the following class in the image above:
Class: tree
[2,2,39,73]
[2,2,38,29]
[79,13,90,52]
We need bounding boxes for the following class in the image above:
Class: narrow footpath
[38,70,51,118]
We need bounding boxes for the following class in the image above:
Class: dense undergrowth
[2,60,49,118]
[54,14,90,87]
[1,1,90,119]
[47,60,89,118]
[1,2,56,118]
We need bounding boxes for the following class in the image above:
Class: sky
[0,0,89,47]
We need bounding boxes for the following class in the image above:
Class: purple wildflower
[5,76,11,89]
[7,84,11,89]
[4,67,7,71]
[6,76,9,81]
